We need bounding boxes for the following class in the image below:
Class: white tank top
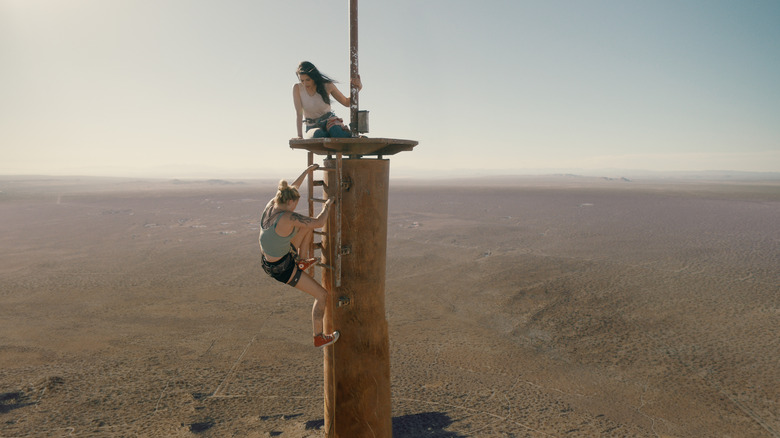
[299,85,331,119]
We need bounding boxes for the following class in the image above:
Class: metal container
[357,110,369,134]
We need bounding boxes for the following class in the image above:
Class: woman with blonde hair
[259,164,339,348]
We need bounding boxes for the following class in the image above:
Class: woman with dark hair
[293,61,362,139]
[259,164,339,348]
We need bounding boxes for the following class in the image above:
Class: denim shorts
[304,112,350,138]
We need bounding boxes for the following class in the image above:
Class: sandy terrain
[0,174,778,437]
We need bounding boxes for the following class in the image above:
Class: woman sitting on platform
[259,164,339,348]
[293,61,361,139]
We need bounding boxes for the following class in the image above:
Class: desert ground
[0,173,778,437]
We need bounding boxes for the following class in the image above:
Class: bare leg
[291,227,314,260]
[290,268,328,336]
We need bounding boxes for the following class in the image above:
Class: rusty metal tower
[288,2,417,436]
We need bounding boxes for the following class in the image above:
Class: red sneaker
[314,331,340,348]
[297,257,319,271]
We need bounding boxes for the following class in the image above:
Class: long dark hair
[297,61,335,105]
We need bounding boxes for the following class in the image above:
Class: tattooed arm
[288,198,333,229]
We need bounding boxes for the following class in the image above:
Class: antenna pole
[349,0,359,136]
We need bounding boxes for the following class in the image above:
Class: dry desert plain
[0,174,778,437]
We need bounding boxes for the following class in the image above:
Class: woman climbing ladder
[258,164,339,348]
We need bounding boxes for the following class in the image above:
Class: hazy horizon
[2,167,780,183]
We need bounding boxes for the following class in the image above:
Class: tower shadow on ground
[305,412,464,437]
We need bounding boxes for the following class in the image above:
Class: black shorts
[261,245,302,287]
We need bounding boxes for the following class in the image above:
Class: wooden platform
[289,137,418,157]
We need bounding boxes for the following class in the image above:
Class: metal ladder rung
[304,151,342,286]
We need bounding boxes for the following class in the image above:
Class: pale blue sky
[2,0,779,178]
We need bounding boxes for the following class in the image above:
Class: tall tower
[290,140,416,438]
[290,2,417,434]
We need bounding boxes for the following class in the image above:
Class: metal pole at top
[349,0,358,136]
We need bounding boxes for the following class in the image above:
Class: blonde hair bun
[275,179,300,205]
